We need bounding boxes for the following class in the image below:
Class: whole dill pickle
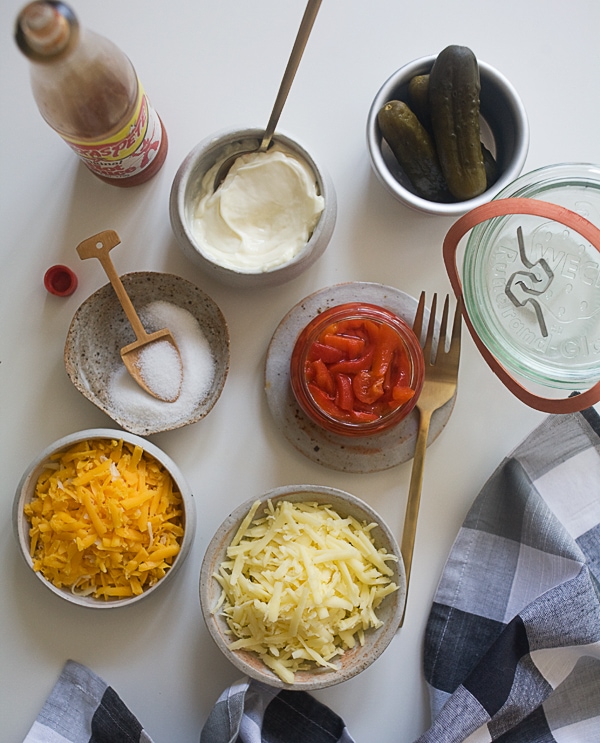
[378,100,451,202]
[429,45,487,200]
[408,74,431,132]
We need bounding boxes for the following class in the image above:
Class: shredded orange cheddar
[24,438,184,601]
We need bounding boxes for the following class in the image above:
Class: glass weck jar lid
[443,163,600,413]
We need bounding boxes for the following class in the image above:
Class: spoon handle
[260,0,323,151]
[76,230,149,342]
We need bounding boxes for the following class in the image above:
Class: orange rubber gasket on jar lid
[443,197,600,414]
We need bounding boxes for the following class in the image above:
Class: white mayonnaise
[192,144,324,272]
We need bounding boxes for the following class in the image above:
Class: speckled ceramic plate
[264,282,456,473]
[65,272,230,436]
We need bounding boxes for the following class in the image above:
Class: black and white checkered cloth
[23,409,600,743]
[417,406,600,743]
[22,659,152,743]
[22,662,353,743]
[199,678,354,743]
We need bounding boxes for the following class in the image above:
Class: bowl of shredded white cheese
[170,128,337,287]
[200,484,405,689]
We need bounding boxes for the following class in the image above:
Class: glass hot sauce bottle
[14,0,168,187]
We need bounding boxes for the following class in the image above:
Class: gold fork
[399,292,462,626]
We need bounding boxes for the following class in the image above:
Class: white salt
[135,338,183,402]
[108,300,216,429]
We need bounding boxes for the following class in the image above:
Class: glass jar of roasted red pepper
[290,302,424,437]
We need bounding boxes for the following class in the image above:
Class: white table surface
[1,1,599,741]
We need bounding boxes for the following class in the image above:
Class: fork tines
[413,291,462,365]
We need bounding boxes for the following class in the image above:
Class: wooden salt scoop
[76,230,183,403]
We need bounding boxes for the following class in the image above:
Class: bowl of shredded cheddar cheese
[200,484,405,689]
[13,429,195,608]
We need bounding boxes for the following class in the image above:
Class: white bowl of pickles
[13,428,195,609]
[367,46,529,216]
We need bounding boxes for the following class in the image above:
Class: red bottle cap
[44,264,78,296]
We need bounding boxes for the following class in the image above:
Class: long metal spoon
[76,230,183,403]
[213,0,323,190]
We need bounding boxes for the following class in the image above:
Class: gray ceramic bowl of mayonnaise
[170,128,337,288]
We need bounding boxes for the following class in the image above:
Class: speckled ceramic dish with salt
[65,273,230,436]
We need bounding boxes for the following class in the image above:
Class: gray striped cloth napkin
[417,406,600,742]
[22,409,600,742]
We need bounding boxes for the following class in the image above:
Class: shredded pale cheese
[24,438,184,601]
[213,499,398,683]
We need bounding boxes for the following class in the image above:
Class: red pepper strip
[336,319,377,344]
[356,369,387,402]
[304,360,315,384]
[352,370,380,404]
[397,350,412,381]
[348,409,379,423]
[392,385,415,404]
[382,351,399,394]
[371,324,399,379]
[321,333,365,358]
[311,359,336,396]
[395,368,409,387]
[352,398,379,413]
[370,376,385,400]
[307,383,349,421]
[328,346,375,375]
[335,373,355,411]
[321,322,339,337]
[307,342,345,364]
[362,319,382,345]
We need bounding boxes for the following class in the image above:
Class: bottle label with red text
[61,83,163,180]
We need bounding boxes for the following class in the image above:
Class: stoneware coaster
[264,282,456,473]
